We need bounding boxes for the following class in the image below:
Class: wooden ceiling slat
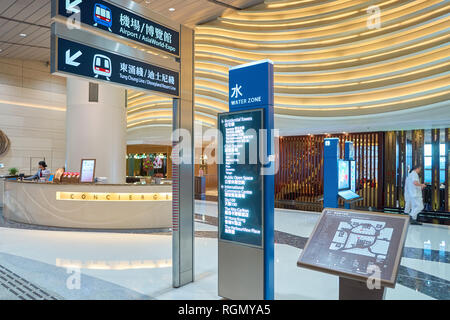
[0,0,36,18]
[0,0,264,61]
[0,0,16,16]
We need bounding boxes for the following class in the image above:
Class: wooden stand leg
[339,277,386,300]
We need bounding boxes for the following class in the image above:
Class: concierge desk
[3,180,172,229]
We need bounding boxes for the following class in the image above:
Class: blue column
[324,138,340,209]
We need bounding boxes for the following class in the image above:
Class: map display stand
[339,277,385,300]
[297,208,409,300]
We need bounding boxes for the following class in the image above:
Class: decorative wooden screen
[275,132,384,211]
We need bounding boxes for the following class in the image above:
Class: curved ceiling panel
[194,0,450,131]
[126,0,449,135]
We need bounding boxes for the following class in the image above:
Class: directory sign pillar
[324,138,340,208]
[218,60,275,300]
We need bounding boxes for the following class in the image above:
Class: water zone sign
[218,60,275,300]
[54,37,179,96]
[56,0,179,56]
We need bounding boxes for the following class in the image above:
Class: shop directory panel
[218,109,264,248]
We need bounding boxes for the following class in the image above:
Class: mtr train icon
[65,1,113,32]
[65,49,112,81]
[93,3,113,32]
[93,54,112,80]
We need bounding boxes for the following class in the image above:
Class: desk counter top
[3,179,172,229]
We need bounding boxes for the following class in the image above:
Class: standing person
[25,160,50,181]
[404,165,426,225]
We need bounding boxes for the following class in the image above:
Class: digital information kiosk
[297,208,409,300]
[324,139,362,209]
[218,60,275,300]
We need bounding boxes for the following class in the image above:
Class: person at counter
[25,161,50,181]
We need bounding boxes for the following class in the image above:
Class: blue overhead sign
[54,0,179,56]
[54,36,179,96]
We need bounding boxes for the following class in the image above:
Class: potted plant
[8,167,18,176]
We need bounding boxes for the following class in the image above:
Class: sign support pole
[172,25,195,288]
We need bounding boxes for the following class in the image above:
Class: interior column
[172,25,195,288]
[65,78,126,184]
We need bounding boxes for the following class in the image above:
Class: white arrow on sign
[66,0,82,14]
[65,49,82,67]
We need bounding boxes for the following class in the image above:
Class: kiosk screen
[338,160,350,190]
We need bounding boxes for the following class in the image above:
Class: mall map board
[297,208,409,288]
[52,0,179,56]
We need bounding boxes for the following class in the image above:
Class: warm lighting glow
[55,258,172,270]
[56,192,172,201]
[0,99,66,111]
[190,0,448,122]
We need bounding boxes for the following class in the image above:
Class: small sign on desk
[80,159,96,183]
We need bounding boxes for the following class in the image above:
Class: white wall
[0,58,66,176]
[66,78,126,184]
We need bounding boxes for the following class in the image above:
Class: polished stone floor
[0,201,448,300]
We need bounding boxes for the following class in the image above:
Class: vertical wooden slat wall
[431,128,440,211]
[275,129,449,213]
[377,132,385,210]
[275,132,383,210]
[384,132,396,207]
[397,131,406,207]
[446,128,450,212]
[412,130,425,173]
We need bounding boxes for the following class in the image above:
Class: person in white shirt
[404,165,426,225]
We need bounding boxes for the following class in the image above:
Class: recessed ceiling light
[169,8,175,11]
[19,33,27,37]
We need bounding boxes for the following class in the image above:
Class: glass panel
[424,144,432,156]
[424,169,431,183]
[424,156,432,169]
[440,156,446,169]
[96,57,100,65]
[106,10,110,19]
[440,170,445,184]
[440,143,446,155]
[96,6,100,15]
[101,8,105,17]
[104,59,109,68]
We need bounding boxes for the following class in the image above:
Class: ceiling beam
[0,16,50,29]
[206,0,243,10]
[0,41,49,49]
